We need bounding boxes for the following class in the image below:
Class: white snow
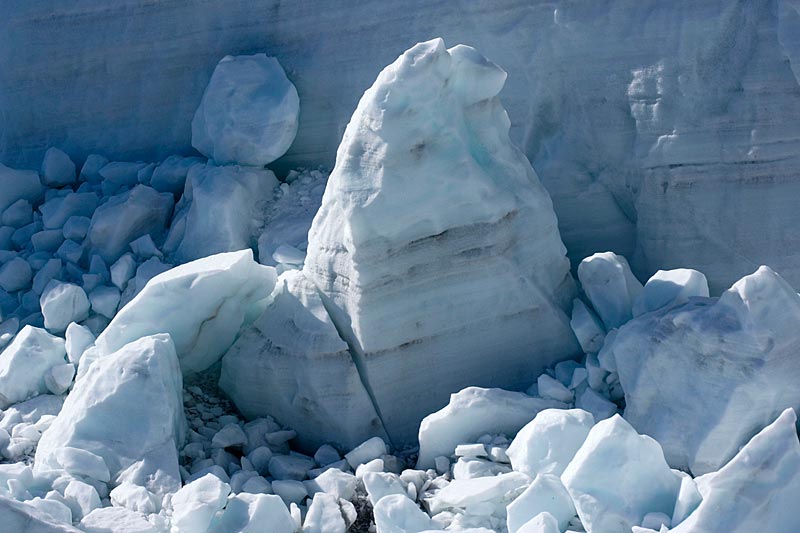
[35,334,185,496]
[192,54,299,167]
[561,415,681,533]
[96,250,276,374]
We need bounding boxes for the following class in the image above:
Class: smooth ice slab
[610,265,800,474]
[632,269,709,317]
[192,54,299,167]
[220,270,387,451]
[96,250,276,374]
[304,39,579,445]
[35,334,185,496]
[417,387,566,469]
[561,415,680,533]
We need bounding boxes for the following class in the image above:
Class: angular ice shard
[610,266,800,474]
[0,325,66,409]
[304,39,579,445]
[192,54,299,167]
[35,334,185,496]
[96,250,276,374]
[561,415,680,533]
[164,163,278,263]
[417,387,565,469]
[577,252,643,330]
[671,408,800,532]
[220,270,387,451]
[506,474,575,533]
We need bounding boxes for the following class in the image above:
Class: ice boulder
[192,54,299,167]
[0,325,66,409]
[561,415,681,533]
[35,334,185,496]
[610,265,800,474]
[164,163,278,263]
[79,506,156,533]
[0,496,81,532]
[212,492,296,533]
[0,163,42,213]
[373,494,434,533]
[303,38,579,445]
[170,473,231,533]
[95,250,276,374]
[41,147,76,187]
[150,155,203,195]
[577,252,643,330]
[40,281,90,332]
[506,409,594,478]
[88,185,174,263]
[671,408,800,532]
[221,269,387,451]
[506,475,575,533]
[417,387,566,469]
[0,256,32,292]
[632,268,709,317]
[426,471,530,515]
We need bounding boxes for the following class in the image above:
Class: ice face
[610,265,800,474]
[304,38,579,445]
[191,54,299,167]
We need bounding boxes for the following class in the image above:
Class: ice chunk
[271,244,305,266]
[98,162,148,188]
[220,270,386,451]
[304,493,347,533]
[577,252,643,330]
[537,374,573,403]
[0,496,81,532]
[65,322,95,365]
[62,216,90,241]
[304,469,357,501]
[164,162,278,263]
[79,506,156,533]
[574,388,618,422]
[516,512,560,533]
[40,281,90,332]
[44,363,75,395]
[170,473,230,533]
[272,479,307,506]
[0,163,42,213]
[671,408,800,531]
[211,423,247,449]
[26,497,72,525]
[88,185,173,263]
[268,454,314,481]
[2,199,32,228]
[0,257,32,292]
[507,409,594,478]
[96,250,276,374]
[427,471,529,514]
[561,415,681,533]
[40,193,98,230]
[506,474,575,532]
[632,269,709,317]
[345,437,388,469]
[63,479,101,521]
[211,492,295,533]
[611,266,800,474]
[110,254,137,290]
[303,39,579,445]
[417,387,566,469]
[35,334,185,496]
[570,299,606,353]
[41,148,76,187]
[150,155,203,195]
[110,482,159,514]
[0,325,66,408]
[373,494,434,533]
[670,474,701,526]
[362,472,406,506]
[192,54,299,166]
[88,285,120,319]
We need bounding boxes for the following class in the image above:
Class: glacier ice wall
[3,1,800,289]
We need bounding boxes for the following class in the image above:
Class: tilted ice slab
[220,270,388,452]
[164,163,278,263]
[609,265,800,475]
[671,408,800,532]
[35,334,185,496]
[303,38,579,445]
[95,250,276,374]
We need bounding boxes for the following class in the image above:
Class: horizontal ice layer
[610,265,800,474]
[191,54,299,167]
[35,334,185,496]
[220,270,388,451]
[304,39,579,445]
[164,163,278,263]
[95,250,276,374]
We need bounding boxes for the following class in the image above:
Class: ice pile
[238,37,581,448]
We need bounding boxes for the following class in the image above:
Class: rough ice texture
[610,265,800,475]
[220,270,388,452]
[191,54,299,166]
[4,2,800,290]
[303,38,579,446]
[416,387,566,470]
[671,408,800,532]
[164,163,278,263]
[34,334,185,496]
[0,325,66,409]
[0,496,82,532]
[95,250,276,374]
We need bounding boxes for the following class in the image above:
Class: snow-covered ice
[40,282,90,332]
[192,54,299,167]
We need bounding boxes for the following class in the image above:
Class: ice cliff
[3,1,800,289]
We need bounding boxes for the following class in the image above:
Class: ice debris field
[0,28,799,533]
